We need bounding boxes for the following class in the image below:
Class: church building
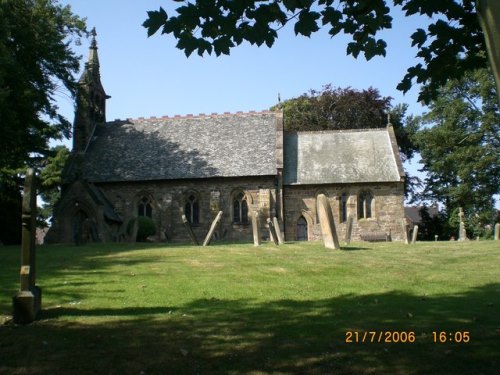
[46,34,406,244]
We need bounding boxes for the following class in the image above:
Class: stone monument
[494,223,499,240]
[458,207,467,241]
[316,194,340,250]
[273,217,284,245]
[401,219,409,245]
[344,216,353,245]
[411,225,418,244]
[13,168,42,324]
[182,214,199,245]
[267,218,279,245]
[251,211,261,246]
[203,211,223,246]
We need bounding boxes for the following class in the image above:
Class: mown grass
[1,240,499,374]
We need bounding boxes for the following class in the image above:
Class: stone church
[46,35,406,244]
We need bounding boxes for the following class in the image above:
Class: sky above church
[56,0,433,184]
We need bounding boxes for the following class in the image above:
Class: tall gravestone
[251,211,261,246]
[344,216,353,244]
[267,218,279,245]
[495,223,500,240]
[458,207,468,241]
[273,217,284,245]
[401,219,409,245]
[13,169,42,324]
[203,211,223,246]
[317,194,340,250]
[411,225,418,244]
[182,214,199,245]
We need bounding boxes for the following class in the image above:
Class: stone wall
[283,182,405,242]
[98,176,279,243]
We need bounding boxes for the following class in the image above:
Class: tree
[415,68,499,236]
[143,0,499,104]
[0,0,86,243]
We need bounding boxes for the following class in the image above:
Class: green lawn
[1,240,499,374]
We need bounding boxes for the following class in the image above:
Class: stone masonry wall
[283,182,405,242]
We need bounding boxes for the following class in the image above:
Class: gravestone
[182,214,199,245]
[344,216,354,244]
[316,194,340,250]
[273,217,284,244]
[411,225,418,244]
[267,218,279,245]
[203,211,223,246]
[495,223,500,240]
[129,218,139,243]
[13,168,42,324]
[458,207,468,241]
[251,211,261,246]
[401,219,409,245]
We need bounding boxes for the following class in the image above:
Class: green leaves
[294,11,320,36]
[143,7,168,37]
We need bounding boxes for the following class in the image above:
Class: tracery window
[184,194,200,224]
[358,191,373,219]
[138,196,153,218]
[233,191,248,224]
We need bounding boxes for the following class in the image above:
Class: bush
[128,217,156,242]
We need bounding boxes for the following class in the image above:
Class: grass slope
[1,241,499,374]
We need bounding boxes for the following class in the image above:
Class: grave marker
[273,217,284,244]
[251,211,261,246]
[344,216,353,244]
[267,218,279,245]
[13,168,42,324]
[494,223,499,240]
[203,211,223,246]
[458,207,468,241]
[316,194,340,249]
[182,214,199,245]
[411,225,418,244]
[401,219,409,245]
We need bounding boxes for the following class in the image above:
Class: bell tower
[73,28,110,153]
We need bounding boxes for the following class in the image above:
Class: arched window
[233,191,248,224]
[340,192,348,223]
[184,194,199,224]
[297,216,308,241]
[358,191,373,219]
[138,196,153,218]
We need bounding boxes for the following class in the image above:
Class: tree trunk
[477,0,500,106]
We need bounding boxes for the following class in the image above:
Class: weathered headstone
[203,211,223,246]
[273,217,284,245]
[401,219,409,245]
[495,223,500,240]
[344,216,354,244]
[411,225,418,244]
[316,194,340,249]
[458,207,468,241]
[129,218,139,244]
[13,168,42,324]
[182,214,199,245]
[267,218,279,245]
[251,211,261,246]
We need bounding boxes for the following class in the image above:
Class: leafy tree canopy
[144,0,489,103]
[415,68,499,231]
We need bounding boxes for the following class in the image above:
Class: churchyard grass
[1,241,499,374]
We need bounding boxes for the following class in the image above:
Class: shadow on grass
[1,284,498,375]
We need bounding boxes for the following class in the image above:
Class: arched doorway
[73,209,89,245]
[297,216,308,241]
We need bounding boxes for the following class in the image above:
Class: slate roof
[81,112,278,182]
[283,128,404,185]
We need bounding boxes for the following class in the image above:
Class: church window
[184,194,199,224]
[233,191,248,224]
[358,191,373,219]
[297,216,308,241]
[340,192,348,223]
[138,196,153,218]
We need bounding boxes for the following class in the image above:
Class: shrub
[128,217,156,242]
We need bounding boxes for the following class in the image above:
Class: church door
[297,216,308,241]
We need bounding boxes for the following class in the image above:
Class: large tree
[143,1,500,105]
[0,0,85,244]
[415,68,499,236]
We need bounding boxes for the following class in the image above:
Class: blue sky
[56,1,431,184]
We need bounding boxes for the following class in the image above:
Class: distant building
[45,34,406,244]
[405,205,440,228]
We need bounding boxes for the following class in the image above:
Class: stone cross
[344,216,353,245]
[316,194,340,250]
[203,211,223,246]
[401,219,409,245]
[273,217,284,245]
[251,211,261,246]
[13,168,42,324]
[458,207,467,241]
[267,218,279,245]
[182,214,199,245]
[494,223,499,240]
[411,225,418,244]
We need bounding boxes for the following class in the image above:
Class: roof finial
[90,27,97,48]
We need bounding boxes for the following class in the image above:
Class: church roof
[283,127,405,185]
[80,111,279,182]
